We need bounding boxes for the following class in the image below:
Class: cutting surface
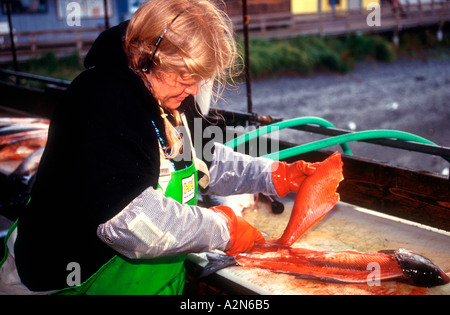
[190,195,450,295]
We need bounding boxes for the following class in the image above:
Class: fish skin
[276,151,343,246]
[201,252,239,278]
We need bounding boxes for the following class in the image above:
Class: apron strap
[180,114,210,190]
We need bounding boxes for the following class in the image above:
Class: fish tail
[199,252,238,278]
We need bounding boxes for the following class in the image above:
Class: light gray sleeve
[97,186,230,259]
[205,142,277,196]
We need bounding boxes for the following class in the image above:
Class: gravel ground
[217,57,450,176]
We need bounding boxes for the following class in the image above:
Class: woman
[4,0,316,294]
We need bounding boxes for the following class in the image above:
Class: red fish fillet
[235,247,405,284]
[276,151,343,246]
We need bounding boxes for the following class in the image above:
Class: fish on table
[0,133,48,161]
[0,120,49,137]
[0,129,48,146]
[202,193,284,217]
[0,117,50,127]
[201,194,258,217]
[9,146,45,185]
[0,118,49,162]
[0,118,49,215]
[0,118,49,161]
[203,246,450,288]
[201,152,450,289]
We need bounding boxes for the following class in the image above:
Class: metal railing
[0,27,102,64]
[231,2,450,38]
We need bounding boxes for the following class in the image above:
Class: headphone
[141,5,195,74]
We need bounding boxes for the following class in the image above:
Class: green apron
[55,162,198,295]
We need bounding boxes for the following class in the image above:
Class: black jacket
[15,22,208,291]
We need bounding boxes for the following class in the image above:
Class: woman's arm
[96,186,230,259]
[205,142,277,196]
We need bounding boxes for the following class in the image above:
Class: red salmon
[204,246,450,287]
[276,151,343,246]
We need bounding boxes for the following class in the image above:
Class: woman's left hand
[271,160,319,197]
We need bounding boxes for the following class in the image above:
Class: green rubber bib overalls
[54,115,200,295]
[55,162,198,295]
[0,115,202,295]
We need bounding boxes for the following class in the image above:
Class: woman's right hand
[210,205,265,256]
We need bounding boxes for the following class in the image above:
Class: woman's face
[147,72,200,110]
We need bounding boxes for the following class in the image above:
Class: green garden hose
[262,129,449,162]
[224,116,447,162]
[224,116,353,155]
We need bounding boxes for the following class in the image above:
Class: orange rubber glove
[210,205,265,256]
[271,160,319,197]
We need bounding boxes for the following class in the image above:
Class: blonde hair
[124,0,239,158]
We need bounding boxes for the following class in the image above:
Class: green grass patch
[242,33,397,78]
[21,51,84,80]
